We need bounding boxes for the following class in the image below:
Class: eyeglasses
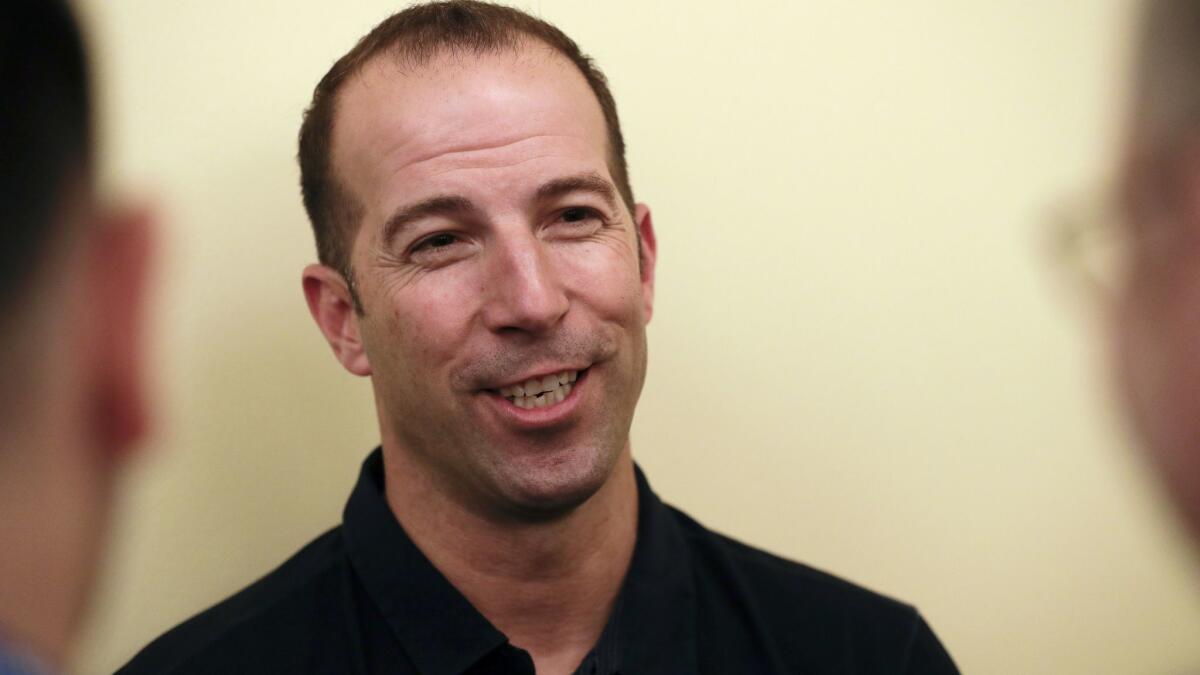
[1047,161,1197,305]
[1046,182,1130,302]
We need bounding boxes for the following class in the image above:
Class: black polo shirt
[118,449,959,674]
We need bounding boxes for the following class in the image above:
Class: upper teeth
[499,370,578,409]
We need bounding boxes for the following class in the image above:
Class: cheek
[556,241,645,320]
[1114,264,1200,453]
[369,282,476,375]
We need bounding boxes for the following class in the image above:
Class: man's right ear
[302,264,371,377]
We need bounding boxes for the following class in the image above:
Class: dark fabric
[118,449,960,674]
[578,591,621,674]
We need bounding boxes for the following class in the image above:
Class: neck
[0,447,75,673]
[0,412,111,674]
[383,446,638,675]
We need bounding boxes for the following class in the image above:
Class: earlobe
[302,264,371,376]
[634,203,657,323]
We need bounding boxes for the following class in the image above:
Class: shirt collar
[342,448,698,675]
[614,467,699,673]
[342,450,506,675]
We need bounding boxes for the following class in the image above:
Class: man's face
[324,45,655,519]
[1113,138,1200,540]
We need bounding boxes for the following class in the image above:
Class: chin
[490,444,617,519]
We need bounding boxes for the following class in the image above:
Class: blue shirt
[0,638,50,675]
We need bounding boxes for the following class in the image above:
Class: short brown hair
[298,0,635,284]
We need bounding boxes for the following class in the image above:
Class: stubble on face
[334,47,651,523]
[374,311,645,522]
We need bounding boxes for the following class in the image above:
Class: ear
[87,205,156,460]
[634,203,657,323]
[302,264,371,376]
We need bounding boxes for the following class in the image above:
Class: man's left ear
[87,205,156,460]
[634,203,657,323]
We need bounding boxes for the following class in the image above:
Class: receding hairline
[297,0,639,292]
[328,37,598,157]
[321,38,631,254]
[358,33,570,77]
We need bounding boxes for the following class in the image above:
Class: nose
[480,229,569,335]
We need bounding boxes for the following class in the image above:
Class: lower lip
[483,369,589,428]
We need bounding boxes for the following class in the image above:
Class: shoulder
[117,526,352,675]
[674,504,910,616]
[667,505,958,673]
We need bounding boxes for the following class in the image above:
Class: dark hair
[298,0,634,285]
[0,0,92,308]
[1132,0,1200,150]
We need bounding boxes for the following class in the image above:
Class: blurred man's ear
[302,264,372,377]
[86,206,155,460]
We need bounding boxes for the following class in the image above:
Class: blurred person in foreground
[0,1,154,673]
[1110,0,1200,547]
[1057,0,1200,551]
[120,2,957,674]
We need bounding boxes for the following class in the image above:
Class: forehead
[330,45,611,219]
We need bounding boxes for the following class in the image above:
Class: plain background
[71,1,1200,673]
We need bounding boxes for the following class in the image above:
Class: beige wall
[72,1,1200,673]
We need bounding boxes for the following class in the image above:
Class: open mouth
[494,369,583,409]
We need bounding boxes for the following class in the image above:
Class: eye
[415,232,459,250]
[408,231,470,265]
[550,207,604,235]
[561,207,595,223]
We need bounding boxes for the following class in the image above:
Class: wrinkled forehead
[328,44,611,211]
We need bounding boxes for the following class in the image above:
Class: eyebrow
[535,172,619,212]
[382,195,476,246]
[380,172,621,245]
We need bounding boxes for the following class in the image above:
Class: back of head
[0,0,92,310]
[297,0,632,288]
[0,0,93,432]
[0,0,154,667]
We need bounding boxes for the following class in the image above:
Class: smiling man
[120,3,958,673]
